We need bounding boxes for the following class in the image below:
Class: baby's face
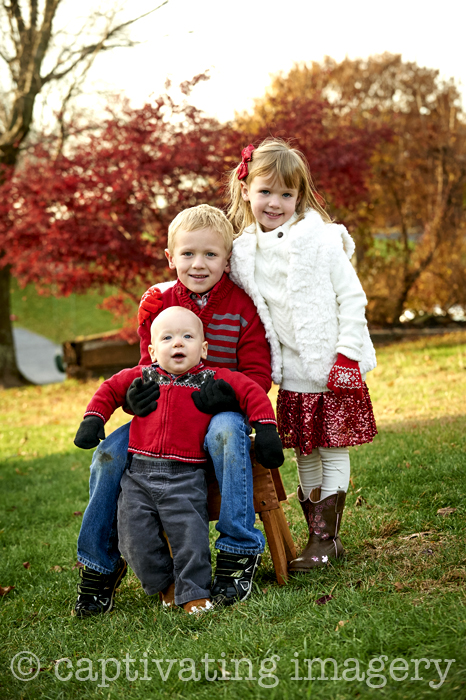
[148,307,207,375]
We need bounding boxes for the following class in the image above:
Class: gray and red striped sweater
[138,274,272,394]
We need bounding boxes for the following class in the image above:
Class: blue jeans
[77,412,265,574]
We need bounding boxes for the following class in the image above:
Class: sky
[80,0,466,122]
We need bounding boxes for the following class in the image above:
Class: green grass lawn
[1,333,465,699]
[11,279,122,343]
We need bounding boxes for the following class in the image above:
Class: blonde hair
[227,138,331,234]
[167,204,234,255]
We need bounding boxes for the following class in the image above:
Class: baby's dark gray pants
[117,456,211,606]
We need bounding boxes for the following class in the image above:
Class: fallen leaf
[437,507,457,517]
[335,619,349,631]
[355,495,366,507]
[73,511,83,517]
[23,561,30,569]
[262,588,268,594]
[393,582,411,591]
[50,565,64,572]
[0,585,15,596]
[421,549,434,556]
[72,561,84,570]
[315,594,333,605]
[401,531,433,540]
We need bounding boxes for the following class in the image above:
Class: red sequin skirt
[277,383,377,455]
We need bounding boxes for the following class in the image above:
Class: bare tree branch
[30,0,39,30]
[10,1,26,36]
[2,1,21,53]
[42,1,168,85]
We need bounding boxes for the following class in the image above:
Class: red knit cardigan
[84,362,276,463]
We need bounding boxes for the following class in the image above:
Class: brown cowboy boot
[288,488,346,572]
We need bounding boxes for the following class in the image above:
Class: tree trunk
[0,2,167,387]
[0,262,27,387]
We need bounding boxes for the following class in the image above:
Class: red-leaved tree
[0,76,241,340]
[2,74,393,361]
[235,80,392,218]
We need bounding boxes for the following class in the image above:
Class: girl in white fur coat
[228,139,377,572]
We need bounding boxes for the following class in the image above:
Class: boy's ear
[240,181,250,201]
[148,344,157,362]
[165,248,176,271]
[224,251,232,274]
[201,340,208,360]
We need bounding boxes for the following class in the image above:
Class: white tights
[295,447,350,500]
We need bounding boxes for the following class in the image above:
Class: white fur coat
[230,210,377,391]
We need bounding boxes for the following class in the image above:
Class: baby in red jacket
[75,306,283,613]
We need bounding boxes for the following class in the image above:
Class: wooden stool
[206,435,296,585]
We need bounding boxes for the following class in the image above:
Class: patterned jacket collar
[149,361,205,380]
[142,361,215,388]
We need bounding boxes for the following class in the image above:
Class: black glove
[251,422,284,469]
[192,377,241,415]
[126,377,160,417]
[74,416,106,449]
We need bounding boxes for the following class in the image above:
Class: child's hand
[74,416,106,449]
[192,377,241,415]
[251,422,284,469]
[126,377,160,417]
[327,353,363,399]
[138,286,163,326]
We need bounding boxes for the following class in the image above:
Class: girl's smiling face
[241,176,301,232]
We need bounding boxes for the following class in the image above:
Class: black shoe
[211,552,261,606]
[74,558,127,617]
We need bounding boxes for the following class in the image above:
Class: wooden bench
[205,436,296,585]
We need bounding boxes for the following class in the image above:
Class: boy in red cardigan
[74,205,276,617]
[75,307,283,613]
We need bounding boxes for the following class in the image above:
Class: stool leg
[273,506,297,562]
[260,509,289,585]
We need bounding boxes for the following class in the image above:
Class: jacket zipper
[159,377,173,455]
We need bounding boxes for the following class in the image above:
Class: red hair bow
[237,144,255,181]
